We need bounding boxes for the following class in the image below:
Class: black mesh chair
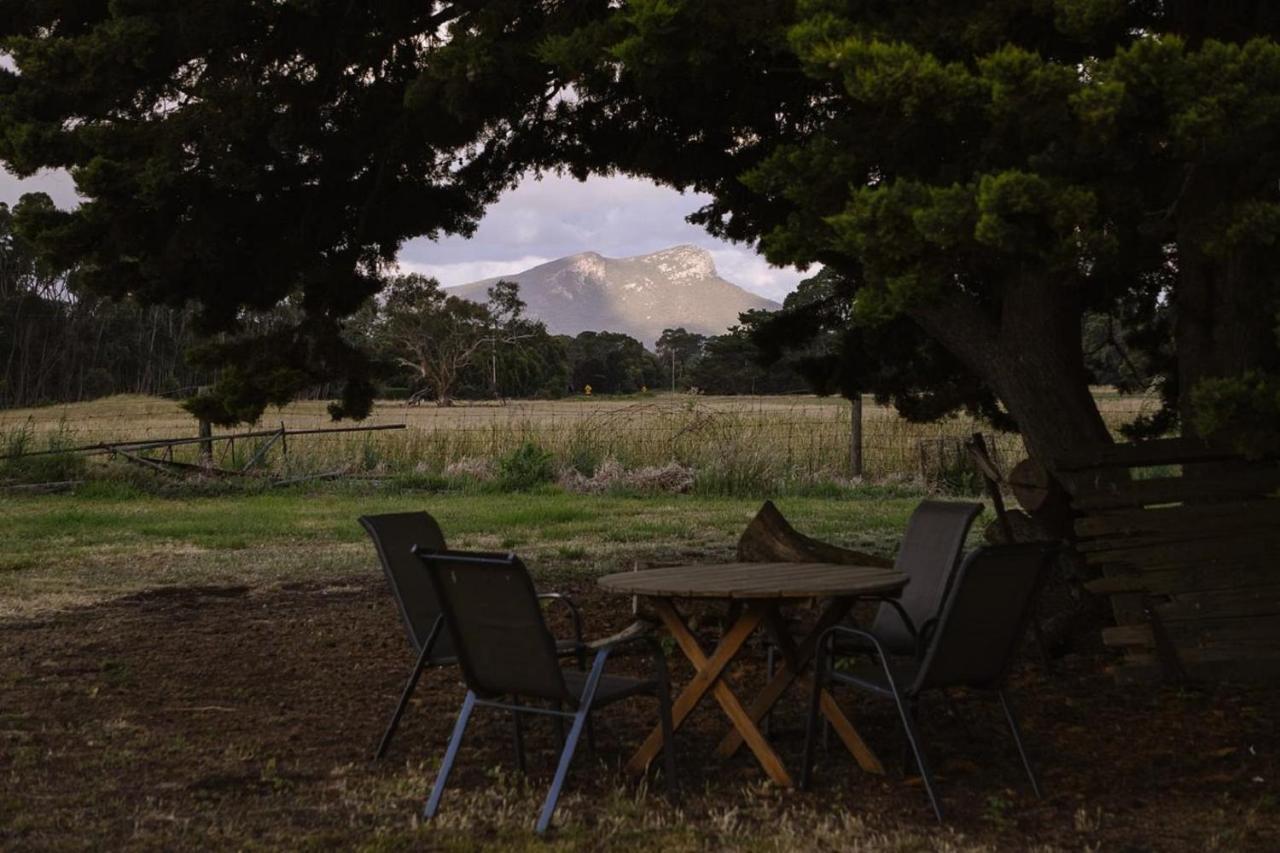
[765,500,981,737]
[801,542,1057,822]
[868,499,984,656]
[416,549,676,835]
[359,512,585,759]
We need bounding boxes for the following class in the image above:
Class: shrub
[497,441,555,491]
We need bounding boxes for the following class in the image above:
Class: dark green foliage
[0,1,585,423]
[655,328,707,390]
[541,0,1280,460]
[1,200,209,407]
[497,441,556,491]
[564,331,661,394]
[687,321,803,396]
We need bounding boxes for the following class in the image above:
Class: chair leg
[512,707,527,774]
[375,644,432,760]
[799,640,828,791]
[998,690,1042,799]
[536,708,590,835]
[765,645,775,737]
[656,662,677,789]
[424,691,476,819]
[888,690,943,823]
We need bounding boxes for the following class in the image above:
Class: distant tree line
[1,203,209,409]
[2,209,1148,412]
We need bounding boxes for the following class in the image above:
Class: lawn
[1,487,1275,851]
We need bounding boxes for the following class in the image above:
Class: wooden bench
[1055,437,1280,683]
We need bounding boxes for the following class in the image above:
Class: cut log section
[736,500,892,568]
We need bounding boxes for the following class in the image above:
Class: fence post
[198,418,213,465]
[848,393,863,477]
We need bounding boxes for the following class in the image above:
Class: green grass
[0,488,935,617]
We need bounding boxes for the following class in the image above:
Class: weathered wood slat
[1056,436,1254,471]
[1074,500,1280,540]
[1112,654,1280,685]
[1086,560,1280,595]
[1070,467,1280,510]
[1082,532,1280,567]
[1102,615,1280,649]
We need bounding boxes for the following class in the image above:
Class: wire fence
[1,394,1164,490]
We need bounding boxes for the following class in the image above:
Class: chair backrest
[869,500,983,653]
[912,542,1057,692]
[359,512,450,657]
[417,549,570,703]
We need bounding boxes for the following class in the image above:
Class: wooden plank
[1081,533,1280,572]
[1085,560,1280,596]
[1074,500,1280,539]
[1153,585,1280,622]
[1055,436,1257,472]
[1102,615,1280,649]
[1071,467,1280,510]
[1112,652,1280,685]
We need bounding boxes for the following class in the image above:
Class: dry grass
[0,391,1158,490]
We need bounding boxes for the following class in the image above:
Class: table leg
[626,598,794,786]
[715,600,885,775]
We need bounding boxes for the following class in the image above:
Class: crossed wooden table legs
[625,597,884,786]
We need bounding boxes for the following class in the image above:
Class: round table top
[597,561,907,600]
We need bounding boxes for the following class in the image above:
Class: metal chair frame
[801,543,1054,822]
[360,512,585,760]
[417,550,676,835]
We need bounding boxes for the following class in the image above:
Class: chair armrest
[872,597,919,642]
[537,592,585,647]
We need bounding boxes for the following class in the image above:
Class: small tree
[655,327,707,391]
[380,274,490,407]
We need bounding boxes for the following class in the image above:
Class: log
[736,500,892,568]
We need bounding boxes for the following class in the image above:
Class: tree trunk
[911,278,1113,475]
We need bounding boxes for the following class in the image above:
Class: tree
[564,331,660,394]
[540,1,1280,468]
[378,274,491,407]
[0,1,577,423]
[655,327,706,391]
[470,280,569,400]
[688,324,801,396]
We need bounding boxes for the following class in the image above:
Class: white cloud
[398,173,805,299]
[397,255,554,287]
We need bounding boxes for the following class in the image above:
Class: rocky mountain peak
[448,245,779,347]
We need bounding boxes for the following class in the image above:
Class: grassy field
[0,488,925,618]
[0,391,1160,492]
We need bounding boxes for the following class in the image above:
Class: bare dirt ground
[1,576,1275,851]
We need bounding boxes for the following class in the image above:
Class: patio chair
[801,541,1057,821]
[764,500,981,735]
[416,548,676,835]
[359,512,585,759]
[864,499,984,657]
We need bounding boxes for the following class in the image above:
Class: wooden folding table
[597,562,907,787]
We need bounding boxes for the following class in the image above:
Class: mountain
[447,245,780,347]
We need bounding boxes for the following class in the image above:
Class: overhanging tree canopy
[0,0,578,423]
[3,1,1278,464]
[538,0,1280,464]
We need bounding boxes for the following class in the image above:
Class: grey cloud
[0,167,81,209]
[398,173,804,299]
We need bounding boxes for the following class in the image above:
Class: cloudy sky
[1,168,806,301]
